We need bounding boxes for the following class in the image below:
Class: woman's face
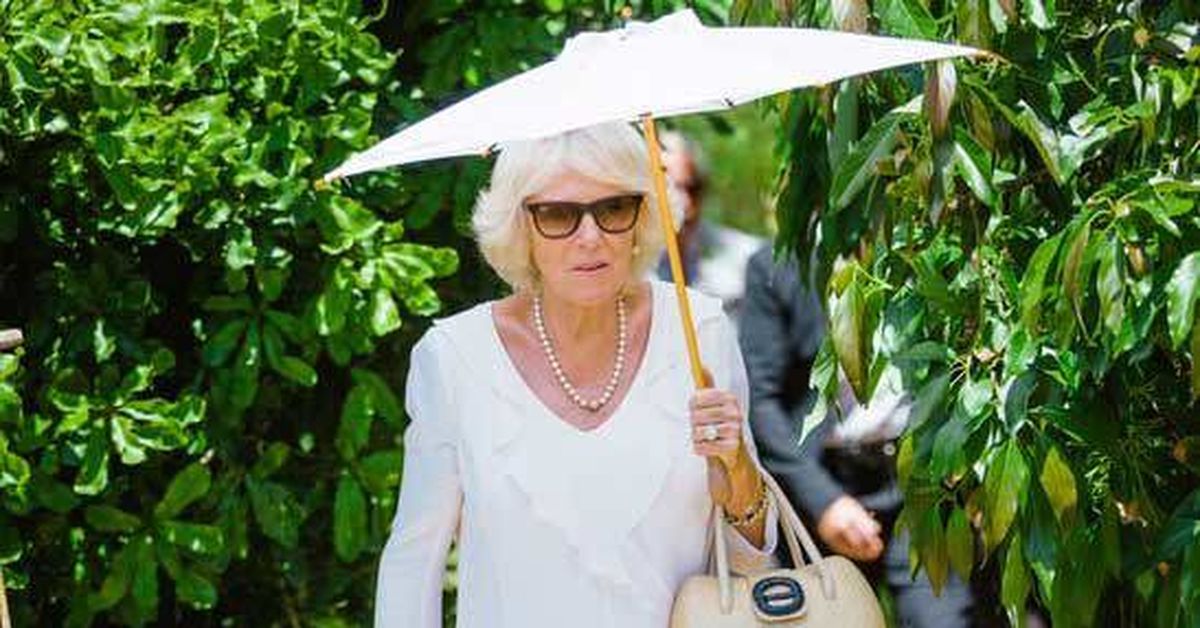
[525,171,639,306]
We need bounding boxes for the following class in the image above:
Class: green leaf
[983,441,1030,551]
[828,113,906,211]
[1157,489,1200,560]
[230,321,261,410]
[159,521,224,556]
[264,309,307,344]
[84,505,142,533]
[250,442,291,479]
[946,507,975,580]
[1002,537,1031,627]
[246,477,302,548]
[154,463,211,520]
[352,368,403,425]
[909,371,952,431]
[1096,234,1127,341]
[89,544,133,611]
[334,474,368,562]
[1001,371,1037,434]
[921,506,949,595]
[1061,219,1091,317]
[1166,252,1200,348]
[370,289,402,336]
[1191,320,1200,401]
[1020,233,1062,330]
[166,561,217,610]
[358,450,403,496]
[1040,446,1078,524]
[878,0,937,38]
[33,25,73,58]
[958,376,993,420]
[952,129,997,208]
[1022,0,1055,29]
[336,386,373,461]
[829,275,870,402]
[931,414,969,477]
[1014,103,1068,184]
[128,535,158,621]
[315,270,352,335]
[183,570,221,612]
[273,356,318,387]
[75,429,110,496]
[32,472,79,514]
[202,319,247,367]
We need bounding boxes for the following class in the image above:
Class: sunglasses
[524,193,644,239]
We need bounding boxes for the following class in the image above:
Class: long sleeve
[376,329,463,628]
[699,307,779,574]
[739,250,845,523]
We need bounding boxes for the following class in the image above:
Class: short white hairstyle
[471,121,683,292]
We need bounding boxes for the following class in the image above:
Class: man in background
[656,131,762,319]
[739,246,974,627]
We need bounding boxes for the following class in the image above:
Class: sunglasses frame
[523,193,644,240]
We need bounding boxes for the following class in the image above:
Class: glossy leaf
[155,464,211,521]
[334,474,368,563]
[983,442,1029,551]
[946,507,974,580]
[1167,253,1200,348]
[1040,446,1078,524]
[828,113,906,211]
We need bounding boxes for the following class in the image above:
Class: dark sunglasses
[524,193,644,239]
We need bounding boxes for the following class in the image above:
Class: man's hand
[816,495,884,562]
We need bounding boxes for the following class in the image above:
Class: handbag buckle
[751,575,807,621]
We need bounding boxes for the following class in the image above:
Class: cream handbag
[670,471,886,627]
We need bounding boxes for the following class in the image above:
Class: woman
[376,122,777,627]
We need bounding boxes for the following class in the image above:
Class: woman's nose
[573,212,603,243]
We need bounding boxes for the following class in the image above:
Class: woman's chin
[544,272,628,305]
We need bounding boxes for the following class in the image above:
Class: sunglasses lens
[529,203,580,238]
[593,195,641,233]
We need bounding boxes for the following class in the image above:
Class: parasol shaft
[640,115,705,388]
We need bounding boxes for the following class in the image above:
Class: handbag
[669,471,886,627]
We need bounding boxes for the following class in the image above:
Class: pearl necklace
[532,294,627,412]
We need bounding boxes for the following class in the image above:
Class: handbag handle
[710,470,836,612]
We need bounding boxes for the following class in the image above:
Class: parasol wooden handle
[641,115,706,387]
[0,329,22,352]
[641,117,733,508]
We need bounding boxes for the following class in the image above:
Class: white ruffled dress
[375,281,778,627]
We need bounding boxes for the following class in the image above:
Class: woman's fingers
[689,388,737,409]
[690,405,738,425]
[691,421,739,443]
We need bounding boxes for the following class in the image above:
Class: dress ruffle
[433,284,735,611]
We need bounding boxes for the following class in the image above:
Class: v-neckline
[488,283,661,437]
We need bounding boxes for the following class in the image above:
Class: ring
[701,424,720,442]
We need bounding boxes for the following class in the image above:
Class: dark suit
[739,247,973,628]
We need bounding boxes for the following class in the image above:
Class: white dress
[375,281,778,627]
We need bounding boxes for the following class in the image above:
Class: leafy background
[1,0,1197,626]
[745,0,1199,623]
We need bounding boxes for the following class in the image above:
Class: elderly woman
[375,122,777,627]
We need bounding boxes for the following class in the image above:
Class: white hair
[471,121,683,292]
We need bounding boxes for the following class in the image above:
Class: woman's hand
[689,379,767,547]
[689,380,757,511]
[688,385,745,472]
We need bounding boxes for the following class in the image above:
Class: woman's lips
[572,262,609,273]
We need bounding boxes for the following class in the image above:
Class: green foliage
[0,0,476,623]
[751,0,1200,622]
[1,0,723,622]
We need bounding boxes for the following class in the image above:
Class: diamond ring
[701,424,720,442]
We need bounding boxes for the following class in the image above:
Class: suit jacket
[738,247,846,522]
